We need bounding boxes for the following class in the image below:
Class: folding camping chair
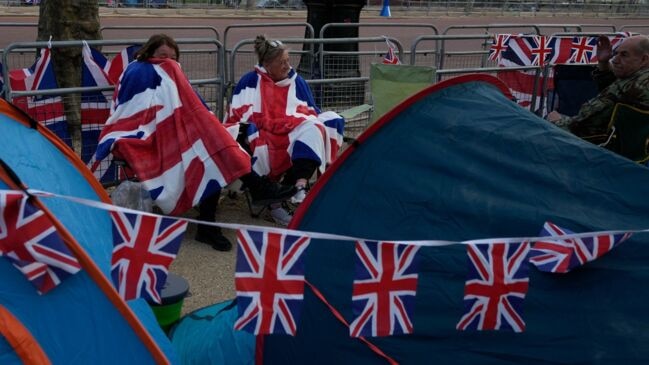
[600,103,649,164]
[339,63,436,140]
[549,64,599,117]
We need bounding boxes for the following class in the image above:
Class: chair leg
[242,188,268,218]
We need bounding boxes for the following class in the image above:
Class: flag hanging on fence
[234,229,311,336]
[105,44,141,85]
[109,210,187,303]
[350,240,420,337]
[78,43,118,185]
[529,222,632,274]
[457,242,531,333]
[9,45,68,142]
[488,34,510,62]
[568,36,599,64]
[0,191,81,294]
[382,38,400,65]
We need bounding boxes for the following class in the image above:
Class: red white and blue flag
[529,222,632,274]
[568,36,598,64]
[9,46,68,141]
[457,242,531,333]
[382,38,401,65]
[109,210,187,303]
[234,229,311,336]
[488,34,510,62]
[105,44,141,85]
[95,58,251,215]
[225,66,345,180]
[350,240,420,337]
[0,191,81,294]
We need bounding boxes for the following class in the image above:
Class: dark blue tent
[254,74,649,364]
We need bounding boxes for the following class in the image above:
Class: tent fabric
[0,99,176,364]
[257,74,649,364]
[170,300,255,365]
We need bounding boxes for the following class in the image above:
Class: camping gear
[0,98,176,364]
[255,74,649,364]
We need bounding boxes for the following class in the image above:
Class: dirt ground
[169,188,284,315]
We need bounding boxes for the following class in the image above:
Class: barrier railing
[2,37,224,184]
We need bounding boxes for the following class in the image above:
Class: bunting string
[21,188,648,247]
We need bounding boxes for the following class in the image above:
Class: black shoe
[248,176,297,206]
[195,225,232,252]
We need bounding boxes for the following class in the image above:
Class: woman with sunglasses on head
[225,35,345,226]
[96,34,296,251]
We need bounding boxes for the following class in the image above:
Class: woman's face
[153,44,177,61]
[265,49,290,82]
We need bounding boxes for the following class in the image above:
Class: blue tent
[0,99,176,364]
[253,74,649,364]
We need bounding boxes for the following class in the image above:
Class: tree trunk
[37,0,101,155]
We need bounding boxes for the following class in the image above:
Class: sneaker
[270,206,292,226]
[248,176,297,206]
[290,186,307,204]
[195,225,232,252]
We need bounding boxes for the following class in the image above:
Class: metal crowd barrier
[2,37,224,184]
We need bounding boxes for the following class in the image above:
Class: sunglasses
[269,40,283,48]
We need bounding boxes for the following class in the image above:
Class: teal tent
[257,74,649,364]
[0,99,176,364]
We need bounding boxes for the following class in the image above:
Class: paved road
[0,8,643,50]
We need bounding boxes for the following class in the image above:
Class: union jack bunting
[488,34,510,62]
[529,222,632,274]
[0,191,81,294]
[457,242,531,333]
[569,36,598,64]
[382,38,400,65]
[110,211,187,303]
[349,241,420,337]
[234,229,311,336]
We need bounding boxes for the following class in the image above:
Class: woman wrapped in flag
[225,35,346,225]
[95,34,295,251]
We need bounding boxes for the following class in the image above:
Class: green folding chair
[339,63,436,126]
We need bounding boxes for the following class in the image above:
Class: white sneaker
[270,207,292,226]
[290,187,307,204]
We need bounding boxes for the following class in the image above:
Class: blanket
[95,58,251,215]
[225,66,344,179]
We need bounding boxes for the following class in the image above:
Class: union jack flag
[9,46,68,142]
[110,211,187,303]
[234,229,311,336]
[349,241,420,337]
[0,191,81,294]
[503,35,552,66]
[529,222,632,274]
[456,242,530,333]
[382,38,400,65]
[569,36,598,64]
[105,44,141,85]
[488,34,510,62]
[95,58,252,215]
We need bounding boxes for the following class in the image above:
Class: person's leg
[195,189,232,251]
[282,158,319,204]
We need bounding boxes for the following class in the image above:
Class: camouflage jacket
[556,67,649,137]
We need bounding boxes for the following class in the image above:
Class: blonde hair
[254,34,287,65]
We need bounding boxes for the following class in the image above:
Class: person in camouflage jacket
[548,35,649,139]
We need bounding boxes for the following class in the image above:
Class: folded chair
[601,103,649,164]
[338,63,436,135]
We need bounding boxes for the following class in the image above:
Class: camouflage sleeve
[563,86,617,130]
[592,68,616,92]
